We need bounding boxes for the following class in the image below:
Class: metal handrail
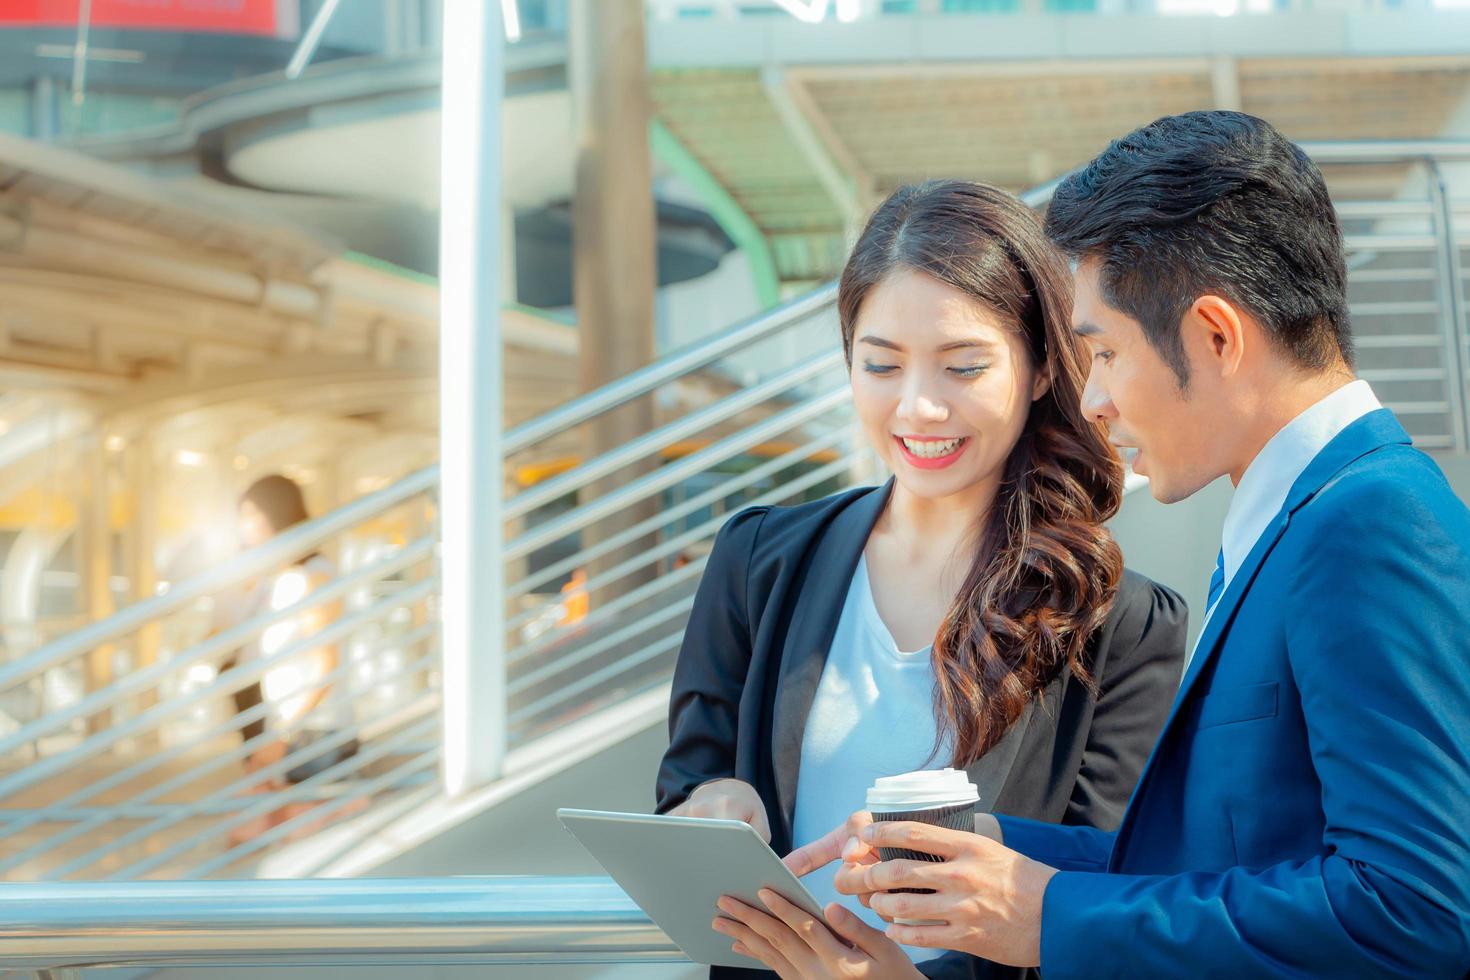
[0,465,438,686]
[1298,139,1470,163]
[504,384,851,562]
[1427,158,1470,452]
[0,578,436,802]
[507,425,855,599]
[504,350,841,519]
[0,536,436,747]
[0,632,438,875]
[118,713,441,881]
[0,876,682,969]
[501,282,838,455]
[506,437,854,628]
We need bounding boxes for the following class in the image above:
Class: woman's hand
[247,738,289,772]
[669,778,771,843]
[783,810,879,899]
[712,889,924,980]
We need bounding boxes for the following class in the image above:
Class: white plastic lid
[865,768,979,811]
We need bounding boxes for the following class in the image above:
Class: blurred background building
[0,0,1466,974]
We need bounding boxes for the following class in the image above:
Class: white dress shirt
[1184,380,1383,672]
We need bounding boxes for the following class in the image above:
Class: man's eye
[862,363,898,375]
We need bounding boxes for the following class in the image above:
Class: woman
[224,474,356,843]
[654,181,1187,980]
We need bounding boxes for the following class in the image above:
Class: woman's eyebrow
[857,336,996,352]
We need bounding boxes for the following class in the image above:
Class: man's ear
[1190,295,1247,378]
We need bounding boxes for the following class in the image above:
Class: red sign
[0,0,283,37]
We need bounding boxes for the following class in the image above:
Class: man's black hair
[1045,110,1352,389]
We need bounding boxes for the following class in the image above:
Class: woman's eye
[948,365,989,378]
[1094,351,1114,364]
[862,362,898,375]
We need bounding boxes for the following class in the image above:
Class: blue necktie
[1206,548,1225,615]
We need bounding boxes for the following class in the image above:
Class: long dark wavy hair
[838,180,1125,766]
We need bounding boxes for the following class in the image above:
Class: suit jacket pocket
[1196,682,1278,730]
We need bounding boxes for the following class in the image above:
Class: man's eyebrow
[1072,323,1104,338]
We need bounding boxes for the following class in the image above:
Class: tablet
[557,807,829,968]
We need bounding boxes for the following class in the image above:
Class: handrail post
[438,0,506,794]
[1427,159,1470,453]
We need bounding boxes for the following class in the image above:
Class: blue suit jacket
[997,409,1470,978]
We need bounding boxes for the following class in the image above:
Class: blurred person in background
[656,180,1187,980]
[219,474,357,844]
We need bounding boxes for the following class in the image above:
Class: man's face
[1072,258,1223,504]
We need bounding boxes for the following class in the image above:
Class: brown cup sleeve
[870,800,975,894]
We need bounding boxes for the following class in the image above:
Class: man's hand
[783,810,877,879]
[711,889,924,979]
[669,778,771,843]
[833,820,1056,968]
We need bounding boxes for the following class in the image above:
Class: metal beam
[761,66,866,238]
[438,0,507,794]
[649,118,781,308]
[1211,55,1242,111]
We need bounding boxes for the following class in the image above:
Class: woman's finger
[756,888,847,959]
[783,824,846,877]
[784,810,874,878]
[823,902,894,959]
[712,914,797,978]
[716,897,812,970]
[749,807,772,843]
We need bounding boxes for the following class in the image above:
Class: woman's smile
[894,434,971,469]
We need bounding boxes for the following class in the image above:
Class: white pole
[439,0,506,795]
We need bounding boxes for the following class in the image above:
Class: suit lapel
[1110,409,1411,866]
[770,479,893,839]
[1172,408,1410,717]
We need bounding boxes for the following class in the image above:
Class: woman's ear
[1031,363,1053,403]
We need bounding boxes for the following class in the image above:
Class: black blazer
[655,481,1187,980]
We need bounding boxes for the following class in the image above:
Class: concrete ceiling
[652,55,1470,285]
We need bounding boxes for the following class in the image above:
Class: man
[719,111,1470,977]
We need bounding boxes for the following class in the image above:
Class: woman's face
[238,498,275,550]
[849,269,1049,504]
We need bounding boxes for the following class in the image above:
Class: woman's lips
[894,436,970,470]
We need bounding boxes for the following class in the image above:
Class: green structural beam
[649,118,781,310]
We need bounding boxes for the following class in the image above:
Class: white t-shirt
[240,554,353,734]
[790,555,950,964]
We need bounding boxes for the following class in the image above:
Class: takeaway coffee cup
[865,768,979,926]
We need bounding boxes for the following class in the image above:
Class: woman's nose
[897,386,948,423]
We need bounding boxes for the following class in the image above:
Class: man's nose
[1081,370,1116,424]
